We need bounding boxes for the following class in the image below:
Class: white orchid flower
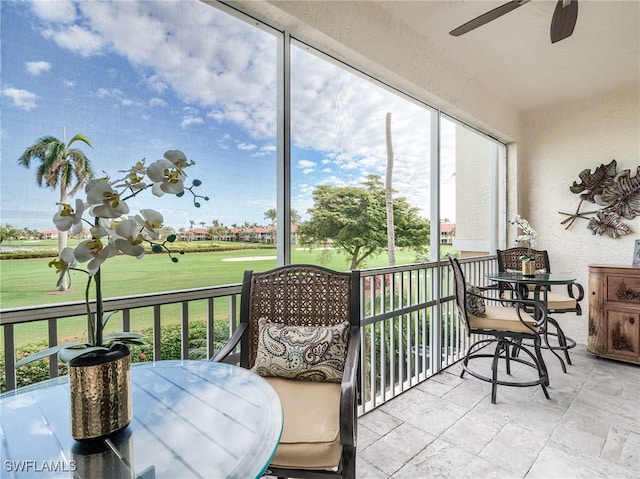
[119,160,148,191]
[114,219,146,259]
[164,150,194,170]
[146,159,186,197]
[53,199,85,234]
[49,247,77,287]
[136,209,163,240]
[86,181,129,218]
[74,236,119,275]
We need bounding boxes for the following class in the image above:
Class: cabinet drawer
[607,276,640,304]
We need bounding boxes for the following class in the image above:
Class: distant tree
[0,224,21,242]
[264,208,277,225]
[290,209,300,226]
[298,175,430,269]
[18,133,93,290]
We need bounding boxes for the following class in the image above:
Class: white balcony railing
[0,257,497,413]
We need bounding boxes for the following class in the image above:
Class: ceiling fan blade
[550,0,578,43]
[449,0,531,37]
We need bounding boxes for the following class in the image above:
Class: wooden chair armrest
[210,323,248,363]
[339,326,361,448]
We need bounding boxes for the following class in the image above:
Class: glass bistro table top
[0,360,283,479]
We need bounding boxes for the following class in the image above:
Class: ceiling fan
[450,0,579,44]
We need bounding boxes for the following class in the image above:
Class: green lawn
[1,245,432,347]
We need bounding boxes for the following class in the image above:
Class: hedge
[0,319,231,393]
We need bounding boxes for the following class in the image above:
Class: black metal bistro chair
[211,264,361,479]
[496,247,583,366]
[448,254,550,404]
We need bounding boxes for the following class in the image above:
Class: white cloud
[25,61,51,76]
[31,0,77,23]
[149,97,167,108]
[237,143,257,151]
[181,115,204,129]
[2,87,38,111]
[42,25,106,57]
[27,0,437,214]
[297,159,316,174]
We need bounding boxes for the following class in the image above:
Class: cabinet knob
[630,317,636,325]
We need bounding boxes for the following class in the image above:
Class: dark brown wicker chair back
[448,255,471,336]
[497,247,550,273]
[239,264,360,369]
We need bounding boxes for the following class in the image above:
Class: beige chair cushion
[469,305,538,333]
[265,377,342,470]
[500,290,577,311]
[546,291,578,310]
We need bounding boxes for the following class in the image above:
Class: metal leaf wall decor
[560,159,639,238]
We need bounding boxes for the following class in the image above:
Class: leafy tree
[18,133,93,290]
[0,224,21,242]
[298,175,430,269]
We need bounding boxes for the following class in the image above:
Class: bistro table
[486,271,578,373]
[0,360,283,479]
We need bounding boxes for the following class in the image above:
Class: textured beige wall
[519,86,640,292]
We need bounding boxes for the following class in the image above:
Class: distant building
[440,223,455,245]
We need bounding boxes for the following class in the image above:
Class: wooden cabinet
[588,265,640,364]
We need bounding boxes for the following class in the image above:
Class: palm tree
[264,208,277,225]
[18,133,94,290]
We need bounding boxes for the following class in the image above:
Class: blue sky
[1,0,451,232]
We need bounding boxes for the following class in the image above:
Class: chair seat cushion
[469,305,538,334]
[546,291,578,311]
[265,377,342,470]
[499,291,577,311]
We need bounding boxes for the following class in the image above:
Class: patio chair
[448,254,550,404]
[211,264,361,479]
[496,247,583,365]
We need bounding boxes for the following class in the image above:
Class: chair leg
[490,341,503,404]
[341,446,356,479]
[545,318,568,373]
[533,336,550,396]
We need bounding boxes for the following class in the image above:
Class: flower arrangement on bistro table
[16,150,208,367]
[509,215,539,262]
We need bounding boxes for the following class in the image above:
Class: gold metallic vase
[522,260,536,277]
[69,344,132,441]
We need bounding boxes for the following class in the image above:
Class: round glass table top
[486,271,577,285]
[0,360,283,479]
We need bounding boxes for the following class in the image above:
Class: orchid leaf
[15,341,87,368]
[103,332,146,341]
[59,346,110,363]
[101,310,120,329]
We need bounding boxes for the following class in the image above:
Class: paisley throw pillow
[252,318,350,382]
[466,285,486,317]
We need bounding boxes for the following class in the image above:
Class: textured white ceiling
[376,0,639,111]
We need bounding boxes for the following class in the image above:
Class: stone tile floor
[357,314,640,478]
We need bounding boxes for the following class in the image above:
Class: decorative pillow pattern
[252,318,349,383]
[466,285,486,317]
